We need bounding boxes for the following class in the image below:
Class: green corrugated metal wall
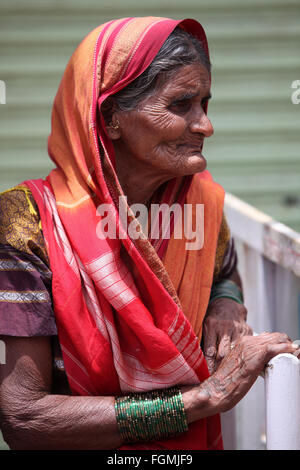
[1,0,300,231]
[0,0,299,451]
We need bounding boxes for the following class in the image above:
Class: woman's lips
[178,141,204,151]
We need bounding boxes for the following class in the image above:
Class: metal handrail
[265,352,300,450]
[224,194,300,450]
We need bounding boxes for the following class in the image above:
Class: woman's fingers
[217,334,231,362]
[208,332,300,413]
[264,339,299,362]
[202,320,219,373]
[259,332,291,343]
[233,332,300,371]
[217,322,253,365]
[260,332,297,360]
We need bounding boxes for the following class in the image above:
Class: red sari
[23,17,224,450]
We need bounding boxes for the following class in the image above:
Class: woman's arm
[202,267,252,374]
[0,335,122,450]
[1,333,298,450]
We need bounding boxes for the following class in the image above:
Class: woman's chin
[185,153,207,174]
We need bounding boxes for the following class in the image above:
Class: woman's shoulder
[0,186,49,266]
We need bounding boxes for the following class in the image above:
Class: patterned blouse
[0,187,237,394]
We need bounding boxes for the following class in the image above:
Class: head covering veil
[23,17,224,450]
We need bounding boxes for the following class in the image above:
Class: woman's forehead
[159,63,211,97]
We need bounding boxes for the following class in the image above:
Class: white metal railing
[221,193,300,450]
[265,352,300,450]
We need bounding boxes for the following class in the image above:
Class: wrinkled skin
[200,331,299,414]
[107,63,213,206]
[203,298,253,374]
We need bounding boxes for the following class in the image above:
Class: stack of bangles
[115,386,188,443]
[209,278,244,305]
[115,280,243,443]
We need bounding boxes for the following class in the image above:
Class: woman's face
[111,63,213,180]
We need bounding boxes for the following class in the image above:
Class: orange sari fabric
[23,17,224,450]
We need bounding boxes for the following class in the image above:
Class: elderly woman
[0,17,298,450]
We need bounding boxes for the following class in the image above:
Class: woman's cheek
[141,104,184,136]
[152,112,186,140]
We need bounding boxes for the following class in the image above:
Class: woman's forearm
[3,386,219,450]
[0,336,221,450]
[3,393,122,450]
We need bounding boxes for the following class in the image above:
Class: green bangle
[209,279,244,305]
[115,386,188,443]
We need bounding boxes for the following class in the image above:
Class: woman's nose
[189,109,214,138]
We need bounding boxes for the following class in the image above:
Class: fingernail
[292,343,299,349]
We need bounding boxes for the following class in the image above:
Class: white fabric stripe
[74,255,109,341]
[175,334,204,372]
[92,260,121,281]
[86,251,117,273]
[60,344,89,377]
[170,320,186,345]
[172,325,202,370]
[86,167,95,186]
[0,290,50,303]
[86,252,139,310]
[0,259,34,271]
[183,340,203,366]
[208,432,222,450]
[44,187,79,277]
[175,329,192,352]
[110,288,137,310]
[66,372,92,396]
[180,335,199,359]
[93,261,125,286]
[30,180,44,200]
[0,258,51,279]
[190,352,204,371]
[102,269,132,297]
[56,194,91,208]
[167,307,180,336]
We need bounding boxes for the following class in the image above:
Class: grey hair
[113,27,211,112]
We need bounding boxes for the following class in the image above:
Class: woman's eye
[169,98,192,114]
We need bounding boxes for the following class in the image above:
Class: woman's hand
[202,298,253,374]
[183,332,300,423]
[203,332,300,414]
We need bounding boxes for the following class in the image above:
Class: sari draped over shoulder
[22,17,224,450]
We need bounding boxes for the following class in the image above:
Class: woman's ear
[101,97,121,140]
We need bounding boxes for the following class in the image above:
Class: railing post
[265,353,300,450]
